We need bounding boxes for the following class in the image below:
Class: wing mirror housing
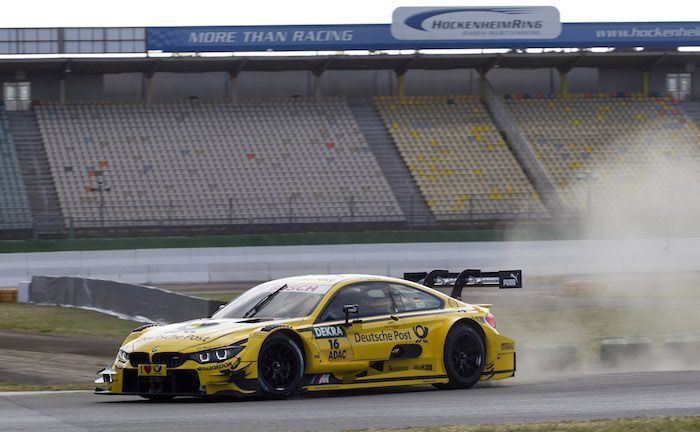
[342,304,359,326]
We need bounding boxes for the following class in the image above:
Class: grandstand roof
[2,51,697,76]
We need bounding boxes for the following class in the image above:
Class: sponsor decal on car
[141,334,211,343]
[138,364,166,376]
[328,349,348,360]
[413,363,433,371]
[312,325,346,338]
[310,373,333,385]
[354,329,414,343]
[196,358,241,372]
[500,342,515,351]
[412,325,429,343]
[387,365,409,372]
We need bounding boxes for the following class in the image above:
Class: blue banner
[148,22,700,52]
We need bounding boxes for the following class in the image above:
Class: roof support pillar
[227,72,238,102]
[144,73,153,104]
[313,72,322,102]
[58,77,66,106]
[559,69,569,97]
[641,69,650,97]
[477,69,488,100]
[396,72,406,99]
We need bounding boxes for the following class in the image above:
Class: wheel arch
[446,318,487,354]
[266,328,307,364]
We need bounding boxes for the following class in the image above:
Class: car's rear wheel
[257,333,304,399]
[435,323,485,390]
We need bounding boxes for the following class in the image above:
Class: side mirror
[342,304,359,326]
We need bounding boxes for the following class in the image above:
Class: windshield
[212,279,327,320]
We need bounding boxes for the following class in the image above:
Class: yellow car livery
[96,269,521,399]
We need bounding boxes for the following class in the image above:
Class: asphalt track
[1,371,699,432]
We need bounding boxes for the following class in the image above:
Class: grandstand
[507,94,700,213]
[0,17,698,238]
[0,107,32,231]
[36,98,403,227]
[375,95,546,220]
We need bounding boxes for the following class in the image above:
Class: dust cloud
[496,126,700,382]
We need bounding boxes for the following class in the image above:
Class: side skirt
[304,375,449,392]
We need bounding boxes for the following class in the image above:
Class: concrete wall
[322,70,395,97]
[152,72,227,100]
[1,238,699,288]
[489,68,556,95]
[599,68,642,93]
[567,68,600,93]
[65,74,104,100]
[236,71,311,98]
[404,69,478,96]
[103,73,143,101]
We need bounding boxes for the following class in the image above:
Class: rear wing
[403,269,522,299]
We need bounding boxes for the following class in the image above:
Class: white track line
[0,390,92,397]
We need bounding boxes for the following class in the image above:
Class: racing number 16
[328,339,339,349]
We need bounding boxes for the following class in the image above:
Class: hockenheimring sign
[391,6,562,40]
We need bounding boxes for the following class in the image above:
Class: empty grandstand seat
[506,94,700,213]
[0,106,32,230]
[374,95,546,220]
[35,98,403,227]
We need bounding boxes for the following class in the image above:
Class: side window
[319,282,394,322]
[390,284,443,313]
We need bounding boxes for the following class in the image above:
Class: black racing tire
[140,394,175,401]
[257,332,304,399]
[434,323,485,390]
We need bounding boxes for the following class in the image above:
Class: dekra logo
[313,325,346,338]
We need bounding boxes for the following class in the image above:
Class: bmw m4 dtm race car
[96,269,521,399]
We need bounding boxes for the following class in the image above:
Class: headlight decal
[117,349,129,363]
[191,345,244,364]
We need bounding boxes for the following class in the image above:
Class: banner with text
[391,6,561,40]
[147,22,700,52]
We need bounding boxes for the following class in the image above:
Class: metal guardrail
[0,193,552,239]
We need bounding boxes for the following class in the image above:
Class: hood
[125,318,285,353]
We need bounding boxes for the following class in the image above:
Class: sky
[0,0,697,28]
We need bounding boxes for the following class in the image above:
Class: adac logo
[151,346,159,353]
[413,325,429,342]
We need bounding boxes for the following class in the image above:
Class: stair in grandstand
[7,111,67,237]
[679,101,700,128]
[480,84,564,215]
[347,99,434,226]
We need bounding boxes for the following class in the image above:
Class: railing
[0,194,553,239]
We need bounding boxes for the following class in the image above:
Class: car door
[384,283,445,372]
[314,282,400,364]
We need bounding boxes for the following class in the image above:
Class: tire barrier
[600,336,653,365]
[664,333,700,358]
[0,287,18,302]
[29,276,225,323]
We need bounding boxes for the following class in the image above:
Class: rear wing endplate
[403,269,522,299]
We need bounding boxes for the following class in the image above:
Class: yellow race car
[96,269,521,399]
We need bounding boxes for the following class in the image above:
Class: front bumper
[95,360,259,397]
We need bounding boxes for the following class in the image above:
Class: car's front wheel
[435,323,485,390]
[257,332,304,399]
